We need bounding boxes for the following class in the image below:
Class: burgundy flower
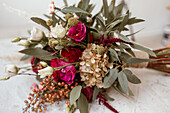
[82,87,94,102]
[62,47,82,63]
[31,57,40,74]
[98,35,133,46]
[51,59,76,84]
[67,22,86,41]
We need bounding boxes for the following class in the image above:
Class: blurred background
[0,0,170,48]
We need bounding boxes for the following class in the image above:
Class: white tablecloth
[0,26,170,113]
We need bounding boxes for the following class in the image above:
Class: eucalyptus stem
[54,62,79,71]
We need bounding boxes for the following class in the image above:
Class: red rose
[61,47,82,63]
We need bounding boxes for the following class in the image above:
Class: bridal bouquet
[2,0,170,113]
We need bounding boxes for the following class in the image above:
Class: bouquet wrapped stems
[131,47,170,75]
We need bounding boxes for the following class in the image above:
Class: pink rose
[62,47,82,63]
[51,59,76,84]
[67,22,86,41]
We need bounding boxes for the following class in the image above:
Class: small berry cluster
[23,75,79,113]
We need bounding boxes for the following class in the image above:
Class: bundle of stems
[147,47,170,75]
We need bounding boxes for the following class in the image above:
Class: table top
[0,26,169,113]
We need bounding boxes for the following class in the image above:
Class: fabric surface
[0,27,170,113]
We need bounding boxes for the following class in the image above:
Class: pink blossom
[51,59,76,84]
[67,22,86,41]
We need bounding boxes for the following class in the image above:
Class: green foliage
[77,93,89,113]
[31,17,50,30]
[123,69,141,84]
[103,68,118,88]
[70,85,82,105]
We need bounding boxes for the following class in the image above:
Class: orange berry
[65,101,68,104]
[24,100,28,103]
[67,103,70,106]
[44,108,47,111]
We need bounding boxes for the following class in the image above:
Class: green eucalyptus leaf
[127,58,156,64]
[109,48,120,62]
[77,93,89,113]
[87,4,95,13]
[107,19,123,31]
[102,92,115,101]
[102,0,109,18]
[130,43,156,57]
[115,32,131,42]
[19,48,52,57]
[96,15,106,32]
[125,48,135,57]
[52,14,58,25]
[118,71,129,94]
[113,2,124,17]
[92,86,100,102]
[103,68,118,88]
[127,17,145,25]
[31,17,50,31]
[81,0,90,10]
[128,87,134,96]
[63,0,68,6]
[123,69,141,84]
[61,6,91,16]
[20,55,31,61]
[70,85,82,105]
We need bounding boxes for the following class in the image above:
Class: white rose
[17,40,30,47]
[5,65,19,76]
[38,66,54,78]
[30,27,44,41]
[51,24,66,38]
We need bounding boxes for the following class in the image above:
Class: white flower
[30,27,44,41]
[5,65,19,76]
[51,24,66,38]
[38,66,54,78]
[17,40,30,46]
[39,61,48,67]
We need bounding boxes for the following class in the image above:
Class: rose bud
[17,40,30,47]
[51,24,66,38]
[39,61,48,67]
[38,66,54,78]
[30,27,45,41]
[5,64,20,76]
[11,37,21,43]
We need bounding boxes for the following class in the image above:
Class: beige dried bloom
[79,44,113,88]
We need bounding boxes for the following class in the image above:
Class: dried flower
[38,66,54,78]
[17,40,30,47]
[65,13,74,20]
[68,17,79,27]
[5,64,20,76]
[30,27,45,41]
[79,44,113,88]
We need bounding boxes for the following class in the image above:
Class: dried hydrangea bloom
[79,44,113,88]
